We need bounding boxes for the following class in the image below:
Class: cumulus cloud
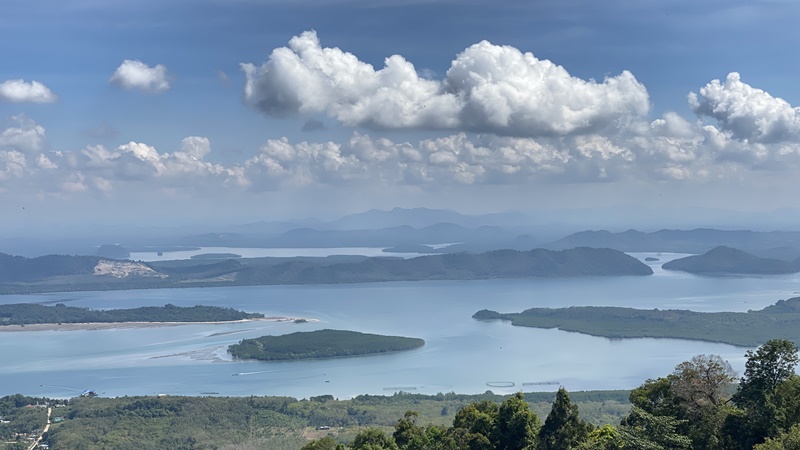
[110,59,171,93]
[242,31,650,137]
[0,115,47,154]
[0,79,58,103]
[689,72,800,143]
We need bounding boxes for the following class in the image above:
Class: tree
[754,423,800,450]
[730,339,800,448]
[539,388,591,450]
[351,427,399,450]
[618,406,691,450]
[494,392,540,450]
[452,400,499,449]
[671,354,736,412]
[394,411,430,450]
[575,425,623,450]
[301,436,346,450]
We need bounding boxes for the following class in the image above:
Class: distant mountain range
[545,229,800,260]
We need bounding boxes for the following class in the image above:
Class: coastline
[0,316,318,332]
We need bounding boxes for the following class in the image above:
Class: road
[27,407,51,450]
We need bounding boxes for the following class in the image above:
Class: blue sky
[2,0,800,228]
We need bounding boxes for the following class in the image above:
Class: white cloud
[109,59,171,93]
[242,31,650,137]
[0,79,58,103]
[0,115,47,154]
[689,72,800,143]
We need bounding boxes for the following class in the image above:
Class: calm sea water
[1,252,798,399]
[128,246,429,261]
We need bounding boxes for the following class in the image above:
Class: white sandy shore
[0,316,319,332]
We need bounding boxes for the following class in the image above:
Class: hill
[662,246,800,274]
[0,252,101,282]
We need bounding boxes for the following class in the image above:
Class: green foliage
[351,427,399,450]
[228,329,424,361]
[539,388,592,450]
[727,339,800,448]
[618,406,691,450]
[0,303,262,326]
[302,436,346,450]
[476,297,800,346]
[495,392,540,450]
[755,423,800,450]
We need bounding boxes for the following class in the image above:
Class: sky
[2,0,800,230]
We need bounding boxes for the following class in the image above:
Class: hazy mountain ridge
[546,228,800,258]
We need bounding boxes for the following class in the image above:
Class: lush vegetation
[6,341,799,448]
[663,246,800,275]
[228,330,425,361]
[0,391,629,450]
[474,297,800,347]
[0,303,263,326]
[301,340,800,450]
[0,395,66,450]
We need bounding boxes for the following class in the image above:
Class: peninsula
[473,297,800,347]
[0,303,264,327]
[228,329,425,361]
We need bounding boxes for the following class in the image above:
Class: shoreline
[0,316,319,332]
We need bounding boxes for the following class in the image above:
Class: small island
[190,253,243,260]
[644,257,659,262]
[473,297,800,347]
[228,329,425,361]
[662,246,800,275]
[0,303,264,327]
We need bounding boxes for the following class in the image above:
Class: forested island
[0,303,263,326]
[228,329,425,361]
[0,247,652,295]
[473,297,800,347]
[662,246,800,275]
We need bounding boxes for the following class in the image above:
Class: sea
[0,252,798,400]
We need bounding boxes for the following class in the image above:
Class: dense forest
[0,303,263,326]
[473,297,800,347]
[228,330,425,361]
[2,340,798,449]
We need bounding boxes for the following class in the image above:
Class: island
[0,247,653,294]
[473,297,800,347]
[190,253,243,260]
[644,257,659,262]
[0,303,264,327]
[662,246,800,275]
[228,329,425,361]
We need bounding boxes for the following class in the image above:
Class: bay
[1,252,798,399]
